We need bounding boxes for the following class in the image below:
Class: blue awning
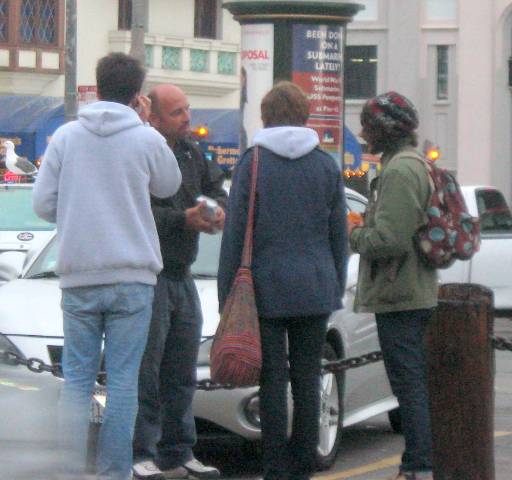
[0,95,64,162]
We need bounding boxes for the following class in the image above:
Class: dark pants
[259,315,328,480]
[133,274,203,470]
[376,308,434,474]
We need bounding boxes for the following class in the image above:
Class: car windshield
[25,236,58,278]
[476,189,512,233]
[191,233,222,278]
[0,185,55,231]
[25,233,221,279]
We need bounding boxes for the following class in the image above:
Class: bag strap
[241,147,259,268]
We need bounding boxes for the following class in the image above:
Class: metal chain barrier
[491,335,512,352]
[2,336,512,391]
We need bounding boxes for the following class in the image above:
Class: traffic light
[193,125,209,139]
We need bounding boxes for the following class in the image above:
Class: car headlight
[0,333,25,360]
[197,337,213,366]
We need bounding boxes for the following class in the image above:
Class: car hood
[0,230,54,254]
[0,277,221,338]
[0,278,63,337]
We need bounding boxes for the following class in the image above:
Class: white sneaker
[133,460,167,480]
[182,458,220,478]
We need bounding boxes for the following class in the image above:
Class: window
[194,0,217,39]
[436,45,449,100]
[476,189,512,234]
[0,0,8,43]
[344,45,378,99]
[426,0,456,21]
[118,0,132,30]
[20,0,58,46]
[354,0,378,22]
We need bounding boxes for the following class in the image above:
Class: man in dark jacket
[133,84,227,480]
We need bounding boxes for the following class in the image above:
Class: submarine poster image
[292,24,344,166]
[240,23,274,152]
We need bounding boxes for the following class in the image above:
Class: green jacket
[350,147,438,313]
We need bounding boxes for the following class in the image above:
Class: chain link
[2,335,512,391]
[491,335,512,352]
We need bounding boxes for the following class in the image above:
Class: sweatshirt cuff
[349,226,363,252]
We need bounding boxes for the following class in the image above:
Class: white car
[0,188,398,468]
[0,183,55,263]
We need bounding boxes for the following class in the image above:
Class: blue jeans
[376,308,434,474]
[133,274,203,470]
[259,315,328,480]
[59,283,154,480]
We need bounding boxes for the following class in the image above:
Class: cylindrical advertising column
[224,0,364,168]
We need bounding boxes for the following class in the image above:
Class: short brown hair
[261,81,310,128]
[96,52,146,105]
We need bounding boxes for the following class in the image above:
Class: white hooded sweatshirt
[33,101,182,288]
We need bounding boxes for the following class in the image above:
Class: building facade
[346,0,512,202]
[0,0,241,108]
[0,1,511,201]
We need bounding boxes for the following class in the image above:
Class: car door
[468,188,512,312]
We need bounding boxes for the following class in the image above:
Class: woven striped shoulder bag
[210,148,261,387]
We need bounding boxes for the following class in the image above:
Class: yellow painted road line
[314,431,512,480]
[314,455,400,479]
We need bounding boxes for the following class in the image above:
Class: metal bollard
[427,283,495,480]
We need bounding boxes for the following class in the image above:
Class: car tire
[388,407,403,434]
[316,342,344,470]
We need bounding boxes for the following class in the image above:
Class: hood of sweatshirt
[253,126,320,159]
[78,101,143,137]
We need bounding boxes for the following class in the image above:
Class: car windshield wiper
[192,273,217,279]
[27,271,58,279]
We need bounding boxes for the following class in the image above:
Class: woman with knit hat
[348,92,437,480]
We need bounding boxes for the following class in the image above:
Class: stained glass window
[20,0,57,45]
[0,0,8,43]
[162,47,181,70]
[190,49,208,72]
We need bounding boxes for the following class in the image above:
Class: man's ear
[148,112,159,128]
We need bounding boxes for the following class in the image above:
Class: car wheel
[388,407,403,434]
[316,342,344,470]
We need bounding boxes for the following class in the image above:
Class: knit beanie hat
[361,91,419,135]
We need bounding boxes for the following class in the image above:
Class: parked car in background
[0,183,55,255]
[0,188,399,469]
[438,186,512,315]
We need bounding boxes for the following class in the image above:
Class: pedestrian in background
[132,83,227,480]
[32,52,182,480]
[349,91,438,480]
[218,81,348,480]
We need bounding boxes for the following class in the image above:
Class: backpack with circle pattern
[413,157,481,269]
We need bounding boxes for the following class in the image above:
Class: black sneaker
[133,460,167,480]
[182,458,220,478]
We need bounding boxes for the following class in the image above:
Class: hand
[347,211,364,236]
[213,207,226,232]
[134,95,151,123]
[185,202,216,233]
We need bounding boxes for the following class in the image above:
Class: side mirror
[0,251,26,282]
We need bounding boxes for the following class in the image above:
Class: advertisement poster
[240,23,274,152]
[292,24,344,167]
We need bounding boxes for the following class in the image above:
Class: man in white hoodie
[33,52,182,480]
